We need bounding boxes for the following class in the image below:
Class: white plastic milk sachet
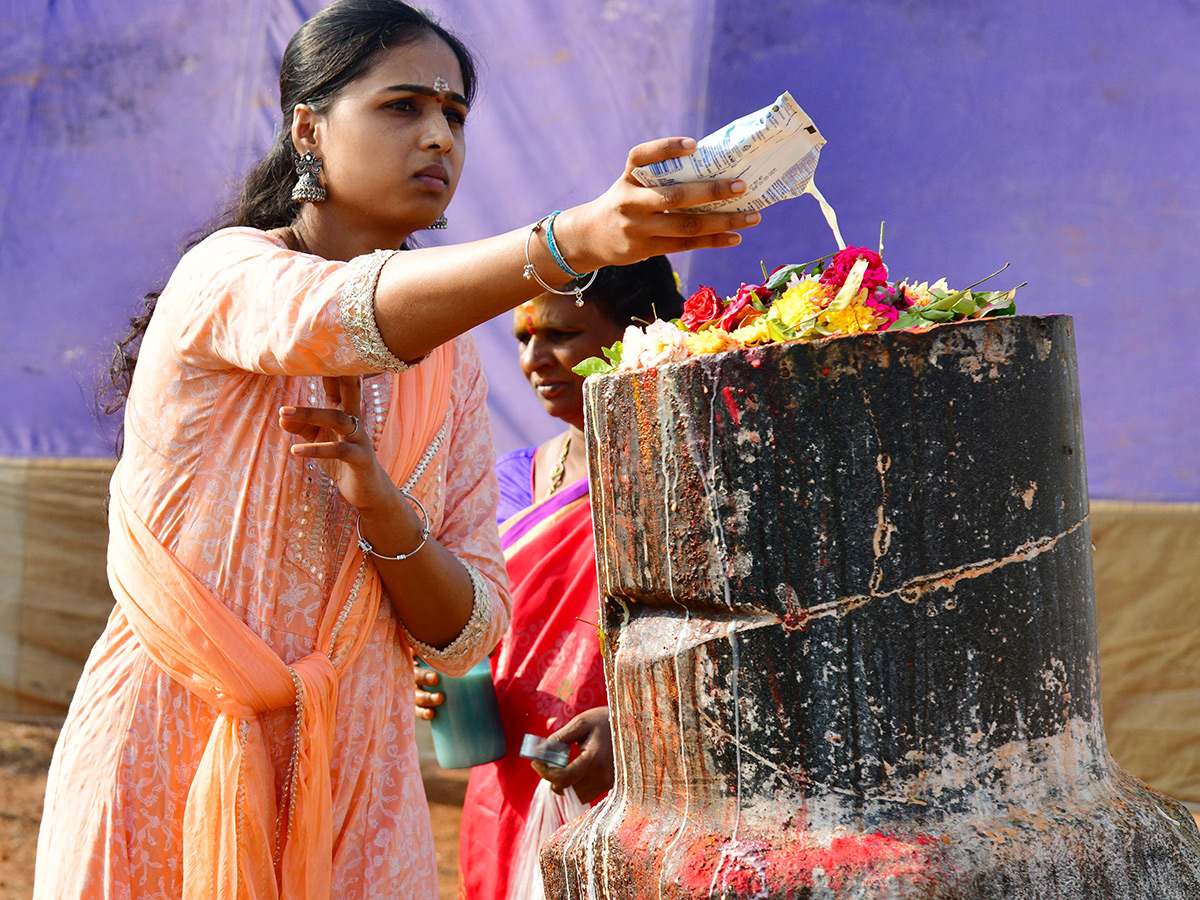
[631,91,845,247]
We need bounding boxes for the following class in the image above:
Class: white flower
[616,320,690,372]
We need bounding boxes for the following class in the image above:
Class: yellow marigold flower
[730,317,772,345]
[684,327,741,356]
[819,302,877,335]
[772,276,828,329]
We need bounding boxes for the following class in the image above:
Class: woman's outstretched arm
[372,138,758,362]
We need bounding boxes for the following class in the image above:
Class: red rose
[681,285,723,332]
[718,283,768,332]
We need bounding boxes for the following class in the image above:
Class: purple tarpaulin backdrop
[2,0,1197,500]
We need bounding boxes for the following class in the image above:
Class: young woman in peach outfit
[33,2,757,898]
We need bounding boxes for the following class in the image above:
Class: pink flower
[865,297,900,327]
[820,247,889,297]
[718,283,768,332]
[681,285,723,332]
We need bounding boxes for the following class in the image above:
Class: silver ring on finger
[346,415,360,438]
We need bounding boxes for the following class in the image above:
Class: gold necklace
[546,433,572,498]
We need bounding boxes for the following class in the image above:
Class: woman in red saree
[417,261,684,899]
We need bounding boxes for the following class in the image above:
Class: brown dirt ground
[0,719,468,900]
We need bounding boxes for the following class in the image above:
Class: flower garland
[573,244,1023,376]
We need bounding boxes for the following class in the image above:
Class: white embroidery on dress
[338,250,409,372]
[402,559,491,667]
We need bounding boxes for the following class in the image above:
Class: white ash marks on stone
[1034,331,1053,361]
[926,322,1018,381]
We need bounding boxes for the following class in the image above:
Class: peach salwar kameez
[34,228,511,900]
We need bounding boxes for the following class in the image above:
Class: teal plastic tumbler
[417,657,507,769]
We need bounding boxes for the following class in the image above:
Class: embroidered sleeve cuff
[339,249,410,373]
[402,559,492,671]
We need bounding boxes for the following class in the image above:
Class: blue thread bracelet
[544,211,586,279]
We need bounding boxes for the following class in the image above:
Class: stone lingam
[540,316,1200,899]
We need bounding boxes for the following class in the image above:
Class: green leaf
[970,284,1023,318]
[572,357,616,377]
[926,289,969,312]
[601,341,623,364]
[888,312,923,331]
[766,318,797,342]
[920,308,955,322]
[763,263,809,292]
[973,290,1005,304]
[977,299,1016,318]
[951,297,977,316]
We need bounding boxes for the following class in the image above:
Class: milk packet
[632,91,828,216]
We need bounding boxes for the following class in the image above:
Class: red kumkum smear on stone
[676,832,942,895]
[721,386,740,425]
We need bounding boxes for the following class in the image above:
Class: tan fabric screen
[1091,500,1200,806]
[1,460,1197,802]
[0,458,115,716]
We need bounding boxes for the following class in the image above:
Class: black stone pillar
[542,316,1200,899]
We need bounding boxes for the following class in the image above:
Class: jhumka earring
[291,151,326,203]
[428,214,449,229]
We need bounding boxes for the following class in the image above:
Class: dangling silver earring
[428,214,448,230]
[291,151,326,203]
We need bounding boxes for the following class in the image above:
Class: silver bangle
[522,217,597,307]
[357,490,430,561]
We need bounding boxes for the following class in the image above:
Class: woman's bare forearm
[373,223,564,363]
[371,140,762,362]
[356,486,475,650]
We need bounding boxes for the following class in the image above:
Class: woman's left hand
[279,376,394,512]
[530,706,614,805]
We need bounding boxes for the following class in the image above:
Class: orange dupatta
[106,342,452,900]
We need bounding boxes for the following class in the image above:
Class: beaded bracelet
[523,216,597,307]
[357,490,430,561]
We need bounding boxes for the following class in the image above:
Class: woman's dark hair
[101,0,478,428]
[572,257,685,328]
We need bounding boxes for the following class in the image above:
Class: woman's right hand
[554,137,761,272]
[414,665,443,721]
[372,136,759,363]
